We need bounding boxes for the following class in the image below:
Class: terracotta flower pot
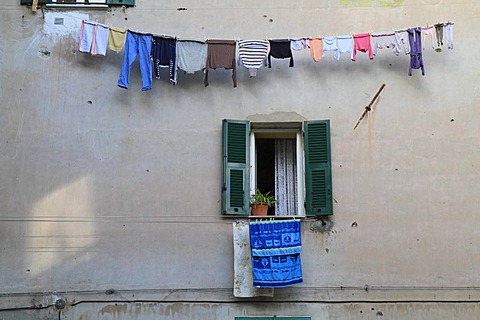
[251,203,268,216]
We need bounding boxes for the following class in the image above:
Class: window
[250,126,303,216]
[222,119,332,217]
[53,0,105,3]
[235,317,311,320]
[20,0,135,7]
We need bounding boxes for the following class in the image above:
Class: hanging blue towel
[249,220,303,288]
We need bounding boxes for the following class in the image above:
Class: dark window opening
[256,137,297,216]
[256,138,275,216]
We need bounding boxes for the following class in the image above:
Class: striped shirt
[238,40,269,77]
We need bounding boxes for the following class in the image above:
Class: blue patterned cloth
[249,220,303,288]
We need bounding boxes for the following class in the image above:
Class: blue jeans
[117,31,153,91]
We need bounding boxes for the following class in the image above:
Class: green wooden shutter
[21,0,52,4]
[106,0,135,6]
[222,119,250,215]
[304,120,333,216]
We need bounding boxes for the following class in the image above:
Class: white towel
[233,221,274,298]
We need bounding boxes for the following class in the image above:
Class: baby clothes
[352,33,373,61]
[309,37,323,62]
[434,23,444,47]
[176,39,207,74]
[337,35,353,59]
[78,20,109,56]
[394,30,411,55]
[117,31,153,91]
[93,23,108,56]
[291,38,308,51]
[238,40,269,77]
[152,36,177,84]
[268,40,294,67]
[371,32,397,55]
[78,20,95,54]
[445,22,454,49]
[322,36,339,60]
[422,26,435,50]
[108,26,126,52]
[204,40,237,87]
[78,20,94,53]
[408,27,425,76]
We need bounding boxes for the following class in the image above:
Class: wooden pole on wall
[353,83,386,131]
[32,0,38,12]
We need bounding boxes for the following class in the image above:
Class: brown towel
[204,40,237,87]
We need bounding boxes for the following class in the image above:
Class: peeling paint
[310,219,334,233]
[339,0,404,6]
[37,47,51,60]
[43,12,89,40]
[99,303,128,317]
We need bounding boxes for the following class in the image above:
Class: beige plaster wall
[1,0,480,318]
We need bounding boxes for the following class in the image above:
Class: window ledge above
[21,0,135,8]
[46,3,108,8]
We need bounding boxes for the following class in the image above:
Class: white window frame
[249,128,305,216]
[47,0,108,8]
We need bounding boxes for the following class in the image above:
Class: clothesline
[80,19,454,49]
[77,19,455,91]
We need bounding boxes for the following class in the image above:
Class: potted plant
[250,189,276,216]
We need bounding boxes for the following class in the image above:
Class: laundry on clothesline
[76,20,454,90]
[78,20,109,56]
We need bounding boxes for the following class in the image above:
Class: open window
[235,316,311,320]
[20,0,135,7]
[222,119,332,217]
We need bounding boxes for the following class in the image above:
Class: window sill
[247,215,306,220]
[46,3,108,8]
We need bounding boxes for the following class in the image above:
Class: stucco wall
[1,0,480,319]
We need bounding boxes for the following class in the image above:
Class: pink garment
[422,26,435,50]
[309,37,323,62]
[78,20,108,56]
[352,33,373,61]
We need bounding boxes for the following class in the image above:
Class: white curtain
[274,139,297,216]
